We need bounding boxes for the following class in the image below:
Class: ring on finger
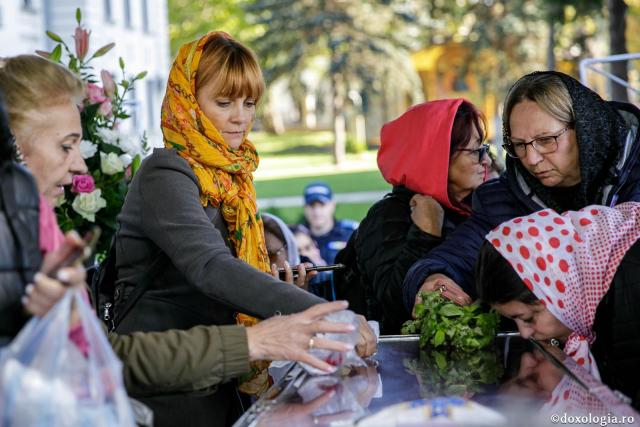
[308,337,315,350]
[436,283,446,294]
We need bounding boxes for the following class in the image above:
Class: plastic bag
[269,313,379,379]
[0,288,135,426]
[297,368,381,419]
[300,310,367,375]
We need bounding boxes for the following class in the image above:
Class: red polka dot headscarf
[486,202,640,379]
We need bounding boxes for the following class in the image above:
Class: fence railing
[579,53,640,96]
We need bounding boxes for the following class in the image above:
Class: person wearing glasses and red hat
[404,71,640,316]
[333,98,491,334]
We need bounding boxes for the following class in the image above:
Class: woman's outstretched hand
[246,300,357,373]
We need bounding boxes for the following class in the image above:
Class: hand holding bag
[0,288,135,426]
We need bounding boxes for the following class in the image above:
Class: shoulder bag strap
[112,248,166,331]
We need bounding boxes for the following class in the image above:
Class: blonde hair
[196,33,265,102]
[503,73,574,136]
[0,55,85,137]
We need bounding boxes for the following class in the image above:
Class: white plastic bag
[300,310,367,375]
[0,288,135,427]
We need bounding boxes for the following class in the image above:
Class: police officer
[303,182,358,264]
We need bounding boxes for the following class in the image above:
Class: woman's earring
[13,140,25,165]
[549,338,560,347]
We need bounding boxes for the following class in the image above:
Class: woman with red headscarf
[335,99,490,334]
[477,202,640,408]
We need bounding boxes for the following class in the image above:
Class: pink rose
[98,99,113,117]
[100,70,116,98]
[86,83,107,104]
[71,174,96,194]
[74,27,90,61]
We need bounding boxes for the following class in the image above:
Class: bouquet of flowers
[37,8,148,257]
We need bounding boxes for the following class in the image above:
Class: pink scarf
[38,196,65,255]
[38,196,89,354]
[486,202,640,379]
[543,356,638,420]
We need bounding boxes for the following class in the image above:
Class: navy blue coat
[403,101,640,311]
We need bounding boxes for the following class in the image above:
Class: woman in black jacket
[476,203,640,408]
[335,99,490,334]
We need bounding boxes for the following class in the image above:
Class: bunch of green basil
[401,292,500,351]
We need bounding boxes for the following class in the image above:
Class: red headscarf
[486,202,640,379]
[377,98,473,216]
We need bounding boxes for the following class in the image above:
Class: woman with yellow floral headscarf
[112,32,376,427]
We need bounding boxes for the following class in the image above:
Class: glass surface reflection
[236,337,639,427]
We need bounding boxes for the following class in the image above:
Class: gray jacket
[0,162,40,340]
[114,148,325,334]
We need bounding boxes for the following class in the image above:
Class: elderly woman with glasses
[333,99,491,334]
[403,71,640,314]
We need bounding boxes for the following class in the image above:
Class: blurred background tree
[246,0,425,163]
[168,0,259,53]
[167,0,639,162]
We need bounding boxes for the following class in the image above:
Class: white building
[0,0,170,144]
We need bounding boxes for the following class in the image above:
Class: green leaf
[434,351,447,370]
[46,31,63,42]
[76,8,82,24]
[401,320,419,335]
[99,143,121,154]
[68,57,78,72]
[414,302,425,319]
[130,154,142,178]
[134,71,148,81]
[49,45,63,62]
[121,80,130,89]
[92,42,116,58]
[433,329,445,346]
[119,57,125,70]
[440,305,464,317]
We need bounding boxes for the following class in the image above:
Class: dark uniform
[311,219,359,264]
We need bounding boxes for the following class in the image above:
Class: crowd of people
[0,28,639,426]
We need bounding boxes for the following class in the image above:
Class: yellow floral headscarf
[161,32,270,328]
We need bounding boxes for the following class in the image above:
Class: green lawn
[251,130,388,224]
[253,130,335,155]
[263,202,375,225]
[255,170,389,199]
[252,130,380,180]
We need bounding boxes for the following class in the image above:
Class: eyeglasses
[455,144,490,163]
[503,127,570,159]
